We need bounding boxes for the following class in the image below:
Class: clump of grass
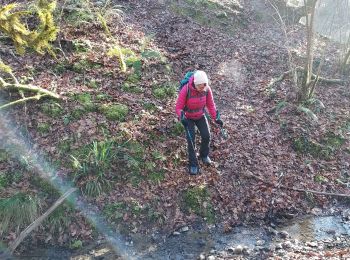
[45,203,73,233]
[0,193,40,235]
[71,140,114,197]
[170,122,184,136]
[37,122,51,134]
[42,101,63,117]
[99,103,128,121]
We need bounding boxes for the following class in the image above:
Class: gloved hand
[180,111,188,127]
[215,119,223,127]
[215,110,223,127]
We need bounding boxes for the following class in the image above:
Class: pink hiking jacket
[175,76,217,120]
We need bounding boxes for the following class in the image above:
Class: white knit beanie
[193,70,209,85]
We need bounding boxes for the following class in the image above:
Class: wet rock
[267,226,278,236]
[172,231,181,236]
[276,249,287,256]
[228,245,243,254]
[275,243,283,250]
[282,241,293,249]
[207,255,215,260]
[278,230,289,239]
[209,249,216,254]
[199,253,205,260]
[306,241,318,247]
[181,226,189,232]
[311,207,323,215]
[197,239,206,247]
[256,240,265,246]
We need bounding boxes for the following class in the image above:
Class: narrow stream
[13,213,348,259]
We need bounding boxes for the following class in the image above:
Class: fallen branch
[9,188,77,253]
[244,171,350,198]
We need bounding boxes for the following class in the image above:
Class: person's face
[196,83,207,92]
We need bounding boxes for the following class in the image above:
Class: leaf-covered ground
[1,0,350,253]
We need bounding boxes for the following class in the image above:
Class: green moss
[0,149,9,163]
[86,79,99,89]
[148,171,165,183]
[0,172,9,189]
[122,82,143,94]
[293,132,345,159]
[143,102,158,112]
[151,150,166,161]
[37,122,50,134]
[42,101,63,117]
[72,59,102,73]
[183,185,215,223]
[170,122,184,136]
[103,202,127,222]
[70,240,83,249]
[73,93,96,111]
[170,0,242,34]
[314,175,328,184]
[96,93,112,101]
[141,49,166,62]
[152,84,177,99]
[322,132,345,149]
[72,39,91,53]
[70,107,87,120]
[100,103,128,121]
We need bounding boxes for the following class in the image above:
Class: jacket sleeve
[175,85,188,119]
[206,87,217,120]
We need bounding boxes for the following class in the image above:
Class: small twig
[9,188,77,253]
[0,94,48,110]
[244,171,350,198]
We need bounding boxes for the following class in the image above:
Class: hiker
[175,70,223,175]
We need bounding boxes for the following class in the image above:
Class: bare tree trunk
[299,0,318,102]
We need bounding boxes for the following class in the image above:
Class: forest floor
[0,0,350,259]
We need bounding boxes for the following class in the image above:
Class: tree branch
[0,78,60,99]
[9,188,77,253]
[267,66,344,90]
[0,94,48,110]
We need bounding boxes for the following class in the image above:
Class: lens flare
[0,108,135,259]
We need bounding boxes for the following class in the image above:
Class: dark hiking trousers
[185,115,211,167]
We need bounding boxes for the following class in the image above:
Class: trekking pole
[216,110,228,139]
[219,125,228,140]
[184,125,200,170]
[182,111,200,171]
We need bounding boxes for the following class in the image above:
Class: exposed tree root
[267,66,344,90]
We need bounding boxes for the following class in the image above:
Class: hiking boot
[189,166,199,175]
[201,156,212,166]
